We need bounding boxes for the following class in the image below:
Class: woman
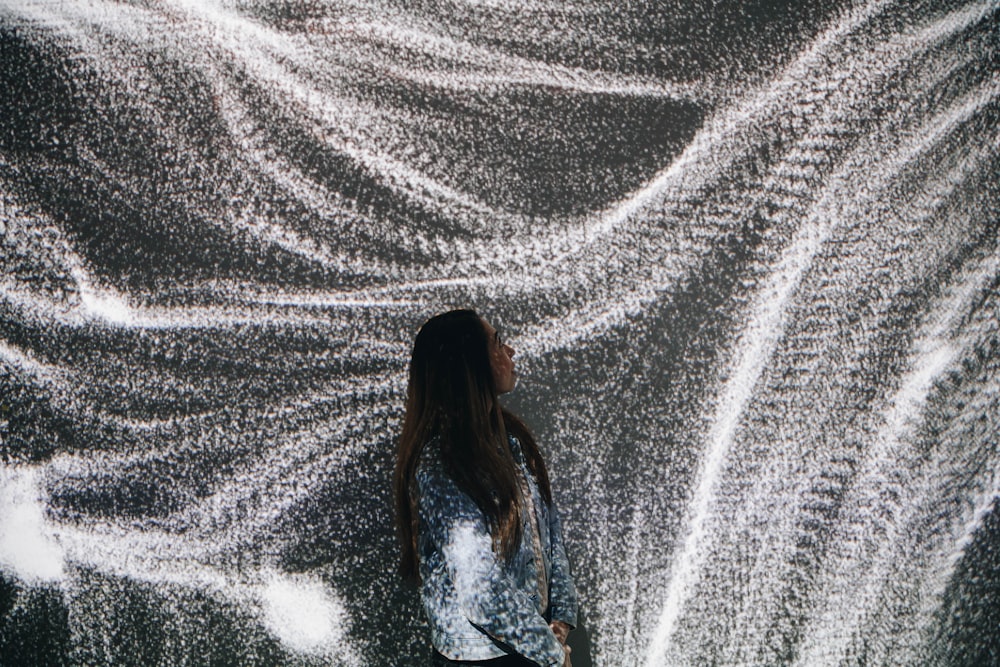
[394,309,578,666]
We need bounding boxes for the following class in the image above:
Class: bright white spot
[79,284,133,325]
[447,519,495,595]
[261,573,346,655]
[0,466,65,583]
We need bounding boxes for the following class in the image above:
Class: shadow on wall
[567,618,593,667]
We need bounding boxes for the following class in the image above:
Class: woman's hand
[550,620,570,645]
[561,643,572,667]
[550,621,571,666]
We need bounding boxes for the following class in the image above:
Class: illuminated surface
[1,0,998,664]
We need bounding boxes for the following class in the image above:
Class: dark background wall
[1,0,998,665]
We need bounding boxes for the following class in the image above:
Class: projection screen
[1,0,998,665]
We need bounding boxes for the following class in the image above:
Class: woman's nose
[505,343,515,357]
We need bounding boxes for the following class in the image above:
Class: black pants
[431,650,540,666]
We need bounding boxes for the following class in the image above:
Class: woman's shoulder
[415,437,448,482]
[506,434,526,463]
[413,439,477,515]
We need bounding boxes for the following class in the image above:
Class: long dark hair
[394,309,552,580]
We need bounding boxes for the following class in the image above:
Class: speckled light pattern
[0,0,997,665]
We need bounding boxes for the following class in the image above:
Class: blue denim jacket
[415,436,579,666]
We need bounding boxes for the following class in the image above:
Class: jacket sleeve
[546,499,579,628]
[416,463,566,667]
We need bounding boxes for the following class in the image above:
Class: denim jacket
[415,435,579,666]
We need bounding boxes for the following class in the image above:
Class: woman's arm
[546,500,579,629]
[417,463,566,667]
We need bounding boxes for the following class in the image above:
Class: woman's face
[482,319,516,394]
